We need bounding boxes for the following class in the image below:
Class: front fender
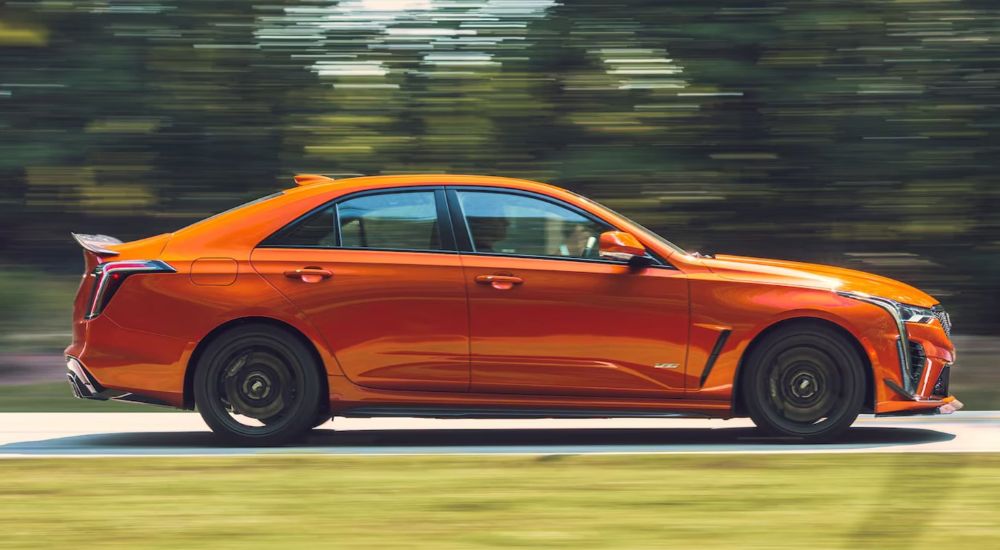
[686,278,901,410]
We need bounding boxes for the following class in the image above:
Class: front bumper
[837,293,960,415]
[876,395,964,417]
[875,318,960,416]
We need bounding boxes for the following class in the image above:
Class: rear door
[250,187,470,392]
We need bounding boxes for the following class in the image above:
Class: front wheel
[194,324,323,446]
[741,323,866,442]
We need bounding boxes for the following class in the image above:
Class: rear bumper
[64,312,190,408]
[66,356,115,400]
[66,356,174,407]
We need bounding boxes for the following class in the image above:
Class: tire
[194,324,323,446]
[312,410,331,429]
[741,323,866,442]
[264,408,330,429]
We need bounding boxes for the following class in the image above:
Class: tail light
[85,260,175,319]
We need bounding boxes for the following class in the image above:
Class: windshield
[572,193,688,256]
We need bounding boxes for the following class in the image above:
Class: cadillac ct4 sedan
[66,174,960,445]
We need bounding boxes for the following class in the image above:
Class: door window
[270,205,337,248]
[456,191,609,259]
[338,191,442,250]
[265,190,443,251]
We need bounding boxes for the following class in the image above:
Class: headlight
[837,291,937,326]
[896,303,936,324]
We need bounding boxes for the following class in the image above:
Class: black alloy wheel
[742,322,866,442]
[194,324,323,446]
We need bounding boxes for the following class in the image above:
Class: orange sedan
[65,174,960,445]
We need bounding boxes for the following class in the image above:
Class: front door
[251,188,469,392]
[451,189,689,398]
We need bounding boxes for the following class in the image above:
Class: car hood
[701,254,937,307]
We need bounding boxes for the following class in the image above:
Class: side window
[264,190,443,251]
[268,205,337,248]
[456,191,610,259]
[338,191,442,250]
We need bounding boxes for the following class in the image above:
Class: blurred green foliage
[0,0,997,330]
[0,270,76,349]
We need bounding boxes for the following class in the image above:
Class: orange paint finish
[250,247,470,392]
[69,257,347,406]
[190,258,238,286]
[875,398,951,415]
[684,280,907,405]
[64,312,192,407]
[64,174,958,420]
[906,322,955,400]
[598,230,646,260]
[461,254,688,398]
[325,373,732,416]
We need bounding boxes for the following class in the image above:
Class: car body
[66,174,960,444]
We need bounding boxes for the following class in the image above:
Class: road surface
[0,411,997,457]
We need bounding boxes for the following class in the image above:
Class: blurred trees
[0,0,997,330]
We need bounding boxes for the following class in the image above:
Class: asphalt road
[0,411,997,457]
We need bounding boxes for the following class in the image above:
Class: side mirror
[599,231,647,263]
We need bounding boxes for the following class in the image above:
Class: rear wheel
[312,411,331,429]
[194,324,323,446]
[741,323,865,442]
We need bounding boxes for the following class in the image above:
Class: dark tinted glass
[268,205,336,247]
[266,191,442,250]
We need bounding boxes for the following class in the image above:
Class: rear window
[181,191,285,231]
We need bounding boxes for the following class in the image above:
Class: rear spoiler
[71,233,122,257]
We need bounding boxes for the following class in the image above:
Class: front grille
[932,305,952,336]
[909,341,927,387]
[933,365,950,397]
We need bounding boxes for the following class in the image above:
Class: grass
[0,454,997,549]
[0,383,175,412]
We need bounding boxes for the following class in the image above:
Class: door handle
[475,274,523,290]
[284,267,332,283]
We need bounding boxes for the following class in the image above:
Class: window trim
[446,187,673,268]
[258,184,676,269]
[258,186,458,254]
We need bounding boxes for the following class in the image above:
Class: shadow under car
[0,425,957,456]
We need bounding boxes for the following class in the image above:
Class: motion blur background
[0,0,997,405]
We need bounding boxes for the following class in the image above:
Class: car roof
[168,173,688,265]
[171,174,573,243]
[285,173,567,198]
